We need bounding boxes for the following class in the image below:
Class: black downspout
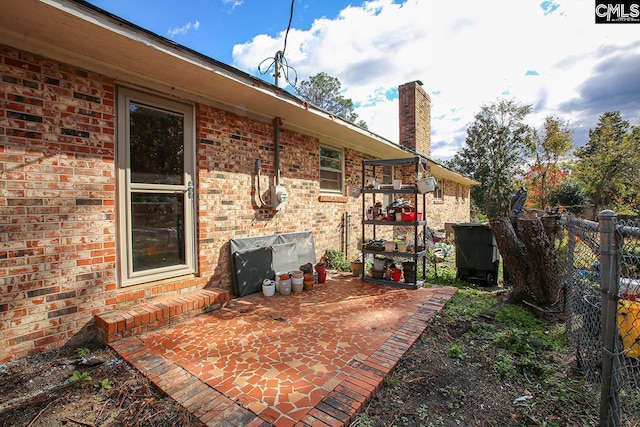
[344,212,351,261]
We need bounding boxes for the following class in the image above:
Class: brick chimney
[398,80,431,156]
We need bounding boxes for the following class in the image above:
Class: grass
[436,270,569,384]
[348,246,607,426]
[436,257,597,423]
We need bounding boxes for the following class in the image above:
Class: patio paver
[109,274,457,426]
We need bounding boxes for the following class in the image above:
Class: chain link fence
[563,212,640,426]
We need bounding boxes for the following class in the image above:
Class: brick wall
[0,45,471,361]
[0,46,117,361]
[428,180,472,229]
[0,45,363,361]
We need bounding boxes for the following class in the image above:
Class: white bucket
[393,179,402,190]
[262,279,276,297]
[291,277,304,292]
[417,177,436,193]
[384,240,396,252]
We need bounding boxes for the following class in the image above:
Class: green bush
[323,249,351,272]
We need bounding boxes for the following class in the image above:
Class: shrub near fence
[563,211,640,427]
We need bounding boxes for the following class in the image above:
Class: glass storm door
[118,88,195,286]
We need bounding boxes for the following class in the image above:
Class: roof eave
[1,0,477,180]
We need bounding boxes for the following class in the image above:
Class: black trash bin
[453,222,499,286]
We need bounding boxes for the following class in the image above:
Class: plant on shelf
[345,175,360,186]
[395,236,408,252]
[344,175,362,197]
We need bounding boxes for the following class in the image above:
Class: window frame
[319,145,344,194]
[434,178,444,201]
[380,165,394,206]
[116,87,197,287]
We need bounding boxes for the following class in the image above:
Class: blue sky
[86,0,348,64]
[86,0,640,160]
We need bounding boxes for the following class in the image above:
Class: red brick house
[0,0,477,361]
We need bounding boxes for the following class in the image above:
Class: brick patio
[105,274,457,426]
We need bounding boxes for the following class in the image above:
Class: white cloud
[168,20,201,38]
[232,0,640,159]
[222,0,243,11]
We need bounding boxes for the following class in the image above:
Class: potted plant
[349,254,364,277]
[384,240,396,252]
[344,175,361,197]
[373,254,388,271]
[395,236,408,252]
[365,177,380,189]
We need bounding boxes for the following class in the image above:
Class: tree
[491,215,564,309]
[548,180,586,214]
[574,111,640,218]
[448,98,532,218]
[523,165,567,210]
[523,117,573,210]
[295,72,368,129]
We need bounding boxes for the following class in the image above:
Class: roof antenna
[258,0,297,87]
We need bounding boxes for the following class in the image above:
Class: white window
[434,178,444,201]
[380,165,394,206]
[320,145,344,193]
[117,88,196,286]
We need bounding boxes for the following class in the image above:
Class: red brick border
[95,289,229,344]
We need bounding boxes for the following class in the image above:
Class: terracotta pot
[277,272,290,281]
[350,261,363,277]
[315,263,327,284]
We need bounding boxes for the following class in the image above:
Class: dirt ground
[0,344,204,427]
[0,292,597,427]
[357,294,599,427]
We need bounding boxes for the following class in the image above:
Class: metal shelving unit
[360,157,428,290]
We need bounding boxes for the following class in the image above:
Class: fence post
[599,210,618,427]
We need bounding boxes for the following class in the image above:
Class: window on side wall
[117,87,197,287]
[434,178,444,201]
[380,165,394,206]
[320,145,344,193]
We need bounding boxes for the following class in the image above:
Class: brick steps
[95,288,229,344]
